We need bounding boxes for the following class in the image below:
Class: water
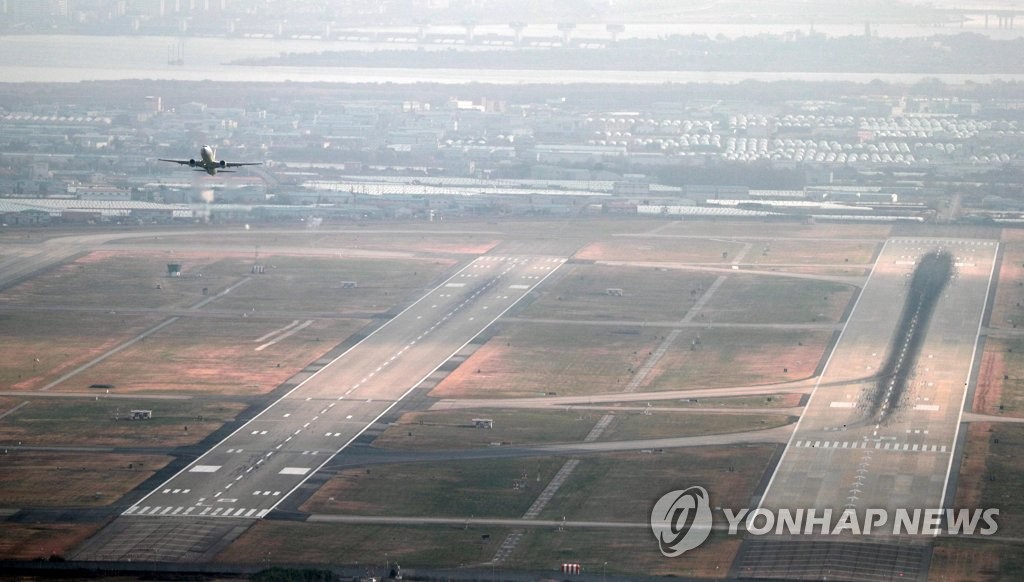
[2,32,1024,85]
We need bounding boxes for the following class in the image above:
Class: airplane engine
[219,160,227,168]
[188,159,196,167]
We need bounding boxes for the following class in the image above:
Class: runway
[757,237,998,519]
[119,255,565,520]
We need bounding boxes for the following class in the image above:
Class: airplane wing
[223,162,262,168]
[158,158,193,165]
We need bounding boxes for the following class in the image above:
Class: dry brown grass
[429,323,663,399]
[973,336,1024,417]
[541,446,777,523]
[523,263,718,321]
[575,238,748,263]
[217,521,509,568]
[699,275,855,324]
[743,239,879,265]
[65,317,365,395]
[928,541,1002,582]
[512,529,739,579]
[974,344,1006,416]
[0,311,165,391]
[953,423,990,512]
[0,523,101,560]
[0,248,456,394]
[300,457,569,517]
[0,399,245,447]
[642,329,830,390]
[0,451,171,507]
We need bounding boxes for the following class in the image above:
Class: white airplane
[159,145,261,176]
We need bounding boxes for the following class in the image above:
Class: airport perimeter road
[123,255,565,520]
[758,238,998,517]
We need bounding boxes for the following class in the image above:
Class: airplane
[159,145,261,176]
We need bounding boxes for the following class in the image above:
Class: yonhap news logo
[650,486,713,557]
[650,487,999,557]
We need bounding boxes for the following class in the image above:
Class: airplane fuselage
[159,146,261,175]
[197,145,221,175]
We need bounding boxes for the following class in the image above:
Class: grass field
[743,239,879,266]
[641,329,832,390]
[217,521,514,570]
[0,451,171,507]
[576,237,750,263]
[523,263,718,321]
[975,423,1024,538]
[0,398,245,447]
[597,412,795,441]
[575,231,882,267]
[67,316,365,395]
[0,523,101,561]
[1,250,455,394]
[538,446,777,523]
[110,228,502,257]
[698,275,855,324]
[647,221,891,241]
[973,336,1024,418]
[3,250,234,310]
[210,255,455,314]
[989,239,1024,330]
[930,538,1015,582]
[0,311,163,390]
[510,529,740,579]
[219,519,740,578]
[648,393,805,408]
[372,408,598,451]
[301,457,569,517]
[429,322,664,398]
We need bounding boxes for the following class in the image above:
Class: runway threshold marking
[189,465,220,473]
[280,467,310,476]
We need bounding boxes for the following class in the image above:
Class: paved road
[122,255,565,520]
[594,260,866,286]
[758,237,998,518]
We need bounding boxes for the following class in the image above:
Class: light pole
[603,561,608,582]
